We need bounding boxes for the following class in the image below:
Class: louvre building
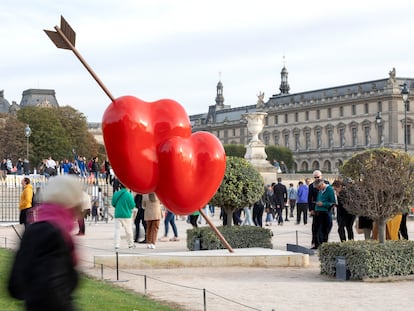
[190,67,413,173]
[0,89,59,115]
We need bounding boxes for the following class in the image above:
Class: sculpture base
[245,141,278,184]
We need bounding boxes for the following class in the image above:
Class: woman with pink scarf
[8,175,84,311]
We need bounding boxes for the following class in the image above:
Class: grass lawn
[0,248,185,311]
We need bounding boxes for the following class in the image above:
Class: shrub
[319,240,414,280]
[186,226,273,251]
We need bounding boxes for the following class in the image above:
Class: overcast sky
[1,0,414,122]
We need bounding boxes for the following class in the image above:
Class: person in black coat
[272,177,287,225]
[8,175,84,311]
[134,193,147,243]
[332,180,356,242]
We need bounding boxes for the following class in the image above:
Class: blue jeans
[164,210,178,237]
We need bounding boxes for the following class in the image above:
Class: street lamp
[401,83,409,152]
[24,124,31,162]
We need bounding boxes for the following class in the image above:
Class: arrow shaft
[54,26,115,102]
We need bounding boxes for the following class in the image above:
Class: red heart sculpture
[102,95,191,193]
[155,131,226,215]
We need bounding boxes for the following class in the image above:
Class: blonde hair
[39,175,84,209]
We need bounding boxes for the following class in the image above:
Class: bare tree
[339,148,414,243]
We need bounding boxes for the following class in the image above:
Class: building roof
[0,90,10,113]
[20,89,59,108]
[190,75,414,126]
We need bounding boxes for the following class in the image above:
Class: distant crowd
[1,150,113,184]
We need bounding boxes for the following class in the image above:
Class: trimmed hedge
[319,240,414,280]
[186,226,273,251]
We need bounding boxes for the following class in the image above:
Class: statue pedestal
[243,112,278,184]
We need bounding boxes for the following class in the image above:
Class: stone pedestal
[243,112,277,183]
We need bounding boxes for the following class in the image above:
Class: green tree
[17,106,71,166]
[223,144,246,158]
[339,148,414,243]
[57,106,100,158]
[0,115,27,161]
[13,106,101,168]
[265,145,293,171]
[210,157,264,226]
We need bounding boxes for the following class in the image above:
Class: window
[285,113,288,123]
[352,104,356,115]
[352,127,357,147]
[274,134,280,145]
[340,106,344,117]
[328,129,333,148]
[284,134,289,148]
[305,111,309,121]
[295,112,298,122]
[340,128,345,147]
[378,124,383,145]
[305,132,310,150]
[295,133,300,151]
[275,115,278,125]
[316,130,321,149]
[364,126,370,146]
[364,103,369,114]
[217,130,220,138]
[316,109,320,120]
[328,108,332,119]
[378,101,382,112]
[264,117,268,126]
[232,128,236,136]
[264,134,269,145]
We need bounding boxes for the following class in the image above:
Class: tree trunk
[224,207,233,227]
[377,217,386,243]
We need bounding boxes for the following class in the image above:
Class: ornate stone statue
[256,91,265,108]
[389,67,396,83]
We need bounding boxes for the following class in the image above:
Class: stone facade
[3,68,413,174]
[191,68,414,173]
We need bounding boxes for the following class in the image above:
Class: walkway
[1,214,414,311]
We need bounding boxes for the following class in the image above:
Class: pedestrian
[91,200,99,223]
[399,212,409,240]
[241,205,253,226]
[189,210,200,228]
[264,184,275,226]
[332,180,355,242]
[8,175,84,311]
[273,177,287,225]
[112,184,136,249]
[287,183,297,218]
[133,193,146,243]
[19,177,34,228]
[159,208,180,241]
[91,157,100,185]
[76,190,91,236]
[102,191,113,223]
[308,170,330,249]
[296,181,309,225]
[252,199,265,227]
[313,178,336,247]
[143,193,162,249]
[358,216,373,240]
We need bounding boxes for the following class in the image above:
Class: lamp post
[401,83,409,152]
[24,124,31,162]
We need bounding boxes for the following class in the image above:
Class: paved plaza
[1,212,414,311]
